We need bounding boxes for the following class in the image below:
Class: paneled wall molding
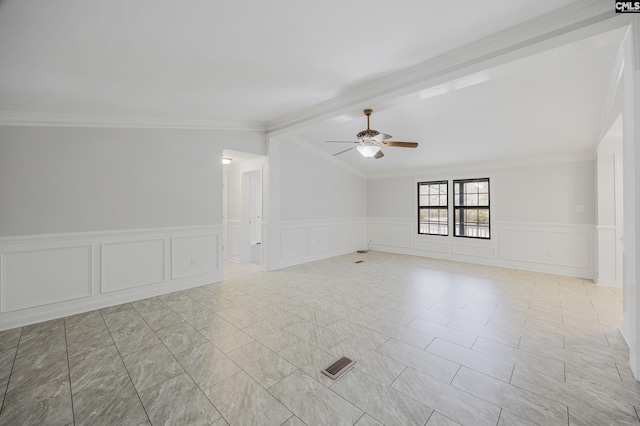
[368,217,596,279]
[0,225,223,331]
[279,218,367,268]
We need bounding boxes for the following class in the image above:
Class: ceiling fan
[327,109,418,159]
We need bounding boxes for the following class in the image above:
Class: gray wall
[0,126,265,236]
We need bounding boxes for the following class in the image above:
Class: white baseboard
[368,218,596,279]
[0,225,222,331]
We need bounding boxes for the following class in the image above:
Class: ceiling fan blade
[383,141,418,148]
[373,133,392,142]
[326,140,358,143]
[374,150,385,159]
[333,147,356,156]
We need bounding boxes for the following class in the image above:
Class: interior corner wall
[274,141,367,268]
[367,159,596,278]
[0,125,265,330]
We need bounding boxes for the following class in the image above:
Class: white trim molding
[278,218,367,268]
[0,110,266,131]
[368,218,595,279]
[0,225,223,331]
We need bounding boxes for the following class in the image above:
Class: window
[454,178,490,239]
[418,181,448,236]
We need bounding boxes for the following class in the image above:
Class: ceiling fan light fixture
[357,143,381,158]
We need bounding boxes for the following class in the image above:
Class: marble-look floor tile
[0,348,16,381]
[0,328,22,353]
[329,340,406,385]
[497,409,540,426]
[109,321,160,355]
[446,317,521,347]
[8,349,69,394]
[278,340,339,387]
[426,411,462,425]
[242,320,301,352]
[285,320,344,351]
[331,367,433,426]
[199,318,254,353]
[121,343,184,392]
[204,371,292,426]
[426,338,514,382]
[65,323,113,357]
[73,373,148,426]
[0,378,72,426]
[326,319,389,350]
[270,370,363,426]
[377,338,459,383]
[451,367,568,425]
[228,341,296,388]
[131,296,168,316]
[65,310,106,329]
[366,318,435,350]
[155,321,209,355]
[406,317,479,348]
[137,305,184,332]
[471,336,565,381]
[197,295,236,312]
[174,343,240,390]
[0,378,7,409]
[68,344,128,393]
[215,306,264,329]
[355,414,384,426]
[288,305,341,327]
[222,293,270,311]
[139,373,220,426]
[253,305,301,328]
[391,367,500,426]
[102,305,145,331]
[510,365,639,425]
[171,301,221,329]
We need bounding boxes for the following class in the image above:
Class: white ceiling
[0,0,628,177]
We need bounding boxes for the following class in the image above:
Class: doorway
[222,150,266,269]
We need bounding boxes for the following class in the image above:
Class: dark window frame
[453,178,490,239]
[417,180,449,236]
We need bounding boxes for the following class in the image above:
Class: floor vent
[354,260,364,264]
[322,356,356,380]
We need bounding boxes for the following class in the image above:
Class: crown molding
[366,151,596,181]
[266,1,625,136]
[0,110,267,131]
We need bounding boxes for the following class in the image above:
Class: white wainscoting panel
[279,218,367,268]
[227,220,241,262]
[308,226,330,255]
[102,239,165,293]
[368,220,412,248]
[2,245,92,312]
[414,239,449,253]
[452,243,495,258]
[596,226,618,287]
[172,234,219,279]
[498,225,591,269]
[367,218,595,279]
[0,225,222,331]
[281,227,307,260]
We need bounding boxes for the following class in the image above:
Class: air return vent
[322,356,356,380]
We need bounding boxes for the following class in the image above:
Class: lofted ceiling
[0,0,629,177]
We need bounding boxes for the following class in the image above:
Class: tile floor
[0,251,639,425]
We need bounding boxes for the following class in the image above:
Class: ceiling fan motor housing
[356,129,380,141]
